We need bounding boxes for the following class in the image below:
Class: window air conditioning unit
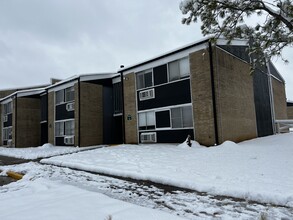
[3,115,8,122]
[66,102,75,111]
[64,136,74,145]
[141,132,156,143]
[139,88,155,101]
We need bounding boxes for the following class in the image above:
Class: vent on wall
[66,102,75,111]
[141,132,157,143]
[139,88,155,101]
[64,136,74,145]
[3,115,8,122]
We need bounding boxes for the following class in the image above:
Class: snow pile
[177,139,203,148]
[0,144,104,159]
[0,178,185,220]
[42,133,293,207]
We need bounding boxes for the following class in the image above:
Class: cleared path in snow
[2,162,292,220]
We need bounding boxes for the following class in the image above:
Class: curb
[6,171,23,180]
[0,170,23,180]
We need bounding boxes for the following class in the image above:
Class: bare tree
[180,0,293,64]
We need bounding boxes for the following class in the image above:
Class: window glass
[136,73,144,90]
[55,122,64,136]
[146,111,155,126]
[169,60,180,81]
[4,102,12,114]
[56,90,64,105]
[139,113,146,127]
[171,107,182,128]
[182,106,193,127]
[65,87,74,102]
[144,72,153,88]
[136,70,153,90]
[65,120,75,135]
[179,57,190,77]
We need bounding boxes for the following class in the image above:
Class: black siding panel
[113,116,123,144]
[287,102,293,107]
[4,113,12,127]
[41,122,48,145]
[138,79,191,111]
[154,64,168,86]
[55,137,65,146]
[55,103,74,120]
[139,129,194,143]
[41,95,48,121]
[103,86,114,144]
[156,111,171,128]
[253,70,273,137]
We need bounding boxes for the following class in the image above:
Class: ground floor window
[138,104,193,132]
[2,127,12,140]
[171,106,193,128]
[55,120,75,137]
[138,111,155,130]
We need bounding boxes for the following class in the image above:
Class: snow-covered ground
[0,143,104,159]
[1,162,292,219]
[41,133,293,207]
[0,176,185,220]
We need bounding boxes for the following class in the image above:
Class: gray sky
[0,0,292,99]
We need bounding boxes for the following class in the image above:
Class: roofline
[118,37,249,73]
[0,87,46,103]
[118,37,211,73]
[0,83,50,92]
[45,72,118,90]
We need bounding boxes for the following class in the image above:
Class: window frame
[138,111,156,131]
[55,119,75,137]
[136,69,154,90]
[55,86,75,106]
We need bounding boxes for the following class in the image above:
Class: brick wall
[189,48,217,146]
[12,99,16,147]
[123,72,138,144]
[287,106,293,119]
[15,97,41,147]
[272,78,287,120]
[48,91,55,145]
[214,47,257,143]
[78,82,103,147]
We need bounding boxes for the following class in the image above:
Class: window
[136,70,153,90]
[3,102,12,115]
[55,120,75,137]
[65,120,74,135]
[65,87,74,102]
[55,121,64,136]
[168,57,190,82]
[56,90,65,105]
[113,82,122,115]
[171,106,192,128]
[55,86,74,105]
[3,127,12,140]
[138,111,155,130]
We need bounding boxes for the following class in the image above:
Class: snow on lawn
[0,178,185,220]
[0,143,105,159]
[42,133,293,207]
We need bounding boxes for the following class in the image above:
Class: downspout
[120,71,126,144]
[78,78,81,146]
[266,60,276,134]
[208,42,219,145]
[14,94,17,148]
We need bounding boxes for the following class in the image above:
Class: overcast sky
[0,0,292,99]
